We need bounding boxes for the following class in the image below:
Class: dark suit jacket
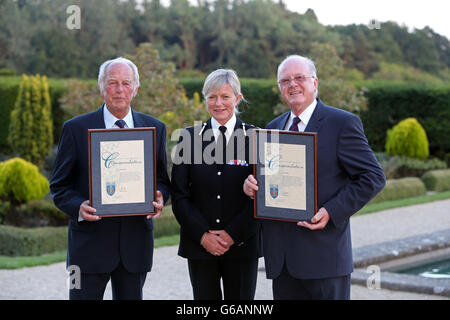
[262,99,385,279]
[171,117,261,260]
[50,105,170,274]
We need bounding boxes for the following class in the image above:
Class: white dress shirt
[211,113,236,144]
[103,104,134,129]
[284,99,317,132]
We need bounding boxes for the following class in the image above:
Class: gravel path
[1,199,449,300]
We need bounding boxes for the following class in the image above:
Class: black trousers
[69,261,147,300]
[272,264,351,300]
[187,258,259,300]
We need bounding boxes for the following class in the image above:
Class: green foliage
[8,74,53,167]
[371,62,444,84]
[359,83,450,158]
[0,69,16,76]
[2,199,68,228]
[309,42,368,114]
[58,78,103,116]
[0,225,67,256]
[1,0,448,80]
[0,158,49,205]
[370,177,426,204]
[127,43,209,135]
[421,169,450,192]
[385,118,429,159]
[59,43,209,136]
[376,153,447,179]
[272,43,368,116]
[0,76,66,156]
[153,206,180,239]
[0,201,11,224]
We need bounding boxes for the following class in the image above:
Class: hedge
[0,76,67,153]
[421,169,450,192]
[1,76,449,159]
[0,206,179,257]
[0,225,67,256]
[370,177,426,204]
[357,81,450,158]
[180,77,280,129]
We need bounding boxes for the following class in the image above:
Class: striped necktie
[115,120,127,128]
[289,116,300,132]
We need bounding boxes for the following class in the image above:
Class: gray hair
[98,57,140,94]
[277,55,318,97]
[202,69,246,112]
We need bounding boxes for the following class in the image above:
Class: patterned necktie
[115,119,127,128]
[218,126,227,164]
[289,116,300,132]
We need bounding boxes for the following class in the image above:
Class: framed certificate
[253,129,317,222]
[88,127,156,217]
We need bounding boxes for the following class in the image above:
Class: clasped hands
[79,190,165,221]
[201,230,235,256]
[243,174,330,230]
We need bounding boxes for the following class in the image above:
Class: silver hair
[98,57,140,94]
[202,69,246,113]
[277,55,318,97]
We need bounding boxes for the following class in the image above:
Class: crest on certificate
[106,182,116,196]
[270,184,279,199]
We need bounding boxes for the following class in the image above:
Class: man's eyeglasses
[278,74,315,87]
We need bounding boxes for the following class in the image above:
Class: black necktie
[218,126,227,164]
[115,120,126,128]
[289,116,300,132]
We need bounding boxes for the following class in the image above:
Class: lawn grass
[1,191,449,269]
[355,190,450,216]
[0,234,181,270]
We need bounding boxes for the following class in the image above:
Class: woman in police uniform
[171,69,260,300]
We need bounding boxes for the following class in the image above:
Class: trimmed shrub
[421,169,450,192]
[370,177,426,204]
[8,74,53,167]
[0,158,49,204]
[385,118,429,159]
[376,153,447,179]
[358,82,450,158]
[0,225,67,256]
[2,199,68,227]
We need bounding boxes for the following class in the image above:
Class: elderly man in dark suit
[50,57,170,300]
[244,55,385,300]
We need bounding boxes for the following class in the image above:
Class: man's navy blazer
[50,105,170,274]
[262,99,385,279]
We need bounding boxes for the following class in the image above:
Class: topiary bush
[385,117,429,160]
[0,158,49,205]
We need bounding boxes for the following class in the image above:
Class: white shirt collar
[286,99,317,131]
[103,104,134,129]
[211,113,236,142]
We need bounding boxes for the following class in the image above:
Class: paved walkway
[1,199,449,300]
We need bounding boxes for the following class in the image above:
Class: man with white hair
[244,55,385,299]
[50,57,170,299]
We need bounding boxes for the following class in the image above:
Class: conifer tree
[8,74,53,168]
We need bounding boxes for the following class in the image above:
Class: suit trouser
[187,258,258,300]
[272,264,351,300]
[69,261,147,300]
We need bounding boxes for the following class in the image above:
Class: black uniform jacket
[171,117,261,260]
